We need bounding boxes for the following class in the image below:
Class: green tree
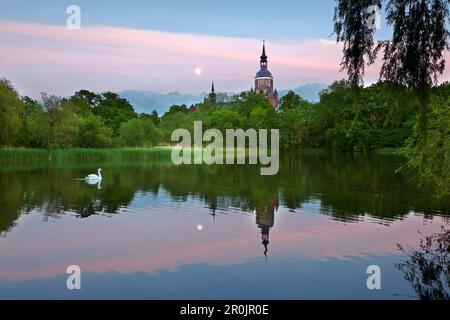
[232,92,272,119]
[78,115,112,148]
[401,84,450,196]
[119,119,146,147]
[23,106,49,148]
[17,97,41,147]
[279,108,304,149]
[374,0,450,195]
[249,106,278,130]
[119,118,163,147]
[72,90,101,107]
[151,110,160,125]
[139,111,160,125]
[165,104,189,115]
[141,117,162,146]
[93,92,137,136]
[279,91,310,111]
[160,111,193,142]
[210,108,243,132]
[0,79,22,146]
[52,105,82,148]
[334,0,382,86]
[378,0,450,133]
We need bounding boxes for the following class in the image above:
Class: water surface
[0,153,448,299]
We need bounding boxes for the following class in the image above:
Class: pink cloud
[1,20,448,99]
[0,20,345,97]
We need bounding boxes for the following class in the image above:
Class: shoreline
[0,147,402,162]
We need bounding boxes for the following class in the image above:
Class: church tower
[255,41,278,110]
[208,81,217,105]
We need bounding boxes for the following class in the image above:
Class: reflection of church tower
[255,196,279,257]
[255,41,278,110]
[209,195,218,219]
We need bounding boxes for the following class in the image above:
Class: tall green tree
[210,108,243,132]
[93,92,137,136]
[38,95,83,148]
[279,91,311,111]
[333,0,450,195]
[232,92,272,119]
[279,108,304,149]
[0,79,22,146]
[334,0,382,86]
[249,105,278,130]
[150,110,161,125]
[119,118,146,147]
[78,115,112,148]
[165,104,189,115]
[72,90,101,107]
[378,0,450,132]
[119,118,162,147]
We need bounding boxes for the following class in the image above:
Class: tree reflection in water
[1,153,449,263]
[396,226,450,300]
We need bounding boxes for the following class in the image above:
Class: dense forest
[0,79,448,152]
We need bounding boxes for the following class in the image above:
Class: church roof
[255,67,273,78]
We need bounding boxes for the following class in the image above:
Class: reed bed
[0,148,174,163]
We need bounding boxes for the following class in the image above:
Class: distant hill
[120,83,328,115]
[119,90,207,115]
[278,83,328,102]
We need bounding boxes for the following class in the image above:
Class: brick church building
[200,40,279,111]
[254,41,279,110]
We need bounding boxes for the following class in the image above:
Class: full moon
[196,224,203,231]
[194,68,202,76]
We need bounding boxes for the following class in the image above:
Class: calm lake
[0,152,448,300]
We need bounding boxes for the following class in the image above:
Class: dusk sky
[0,0,448,97]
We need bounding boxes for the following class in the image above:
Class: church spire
[209,81,217,105]
[260,40,268,67]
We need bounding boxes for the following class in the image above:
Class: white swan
[85,168,102,181]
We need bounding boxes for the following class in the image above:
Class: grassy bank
[0,147,402,163]
[0,148,173,163]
